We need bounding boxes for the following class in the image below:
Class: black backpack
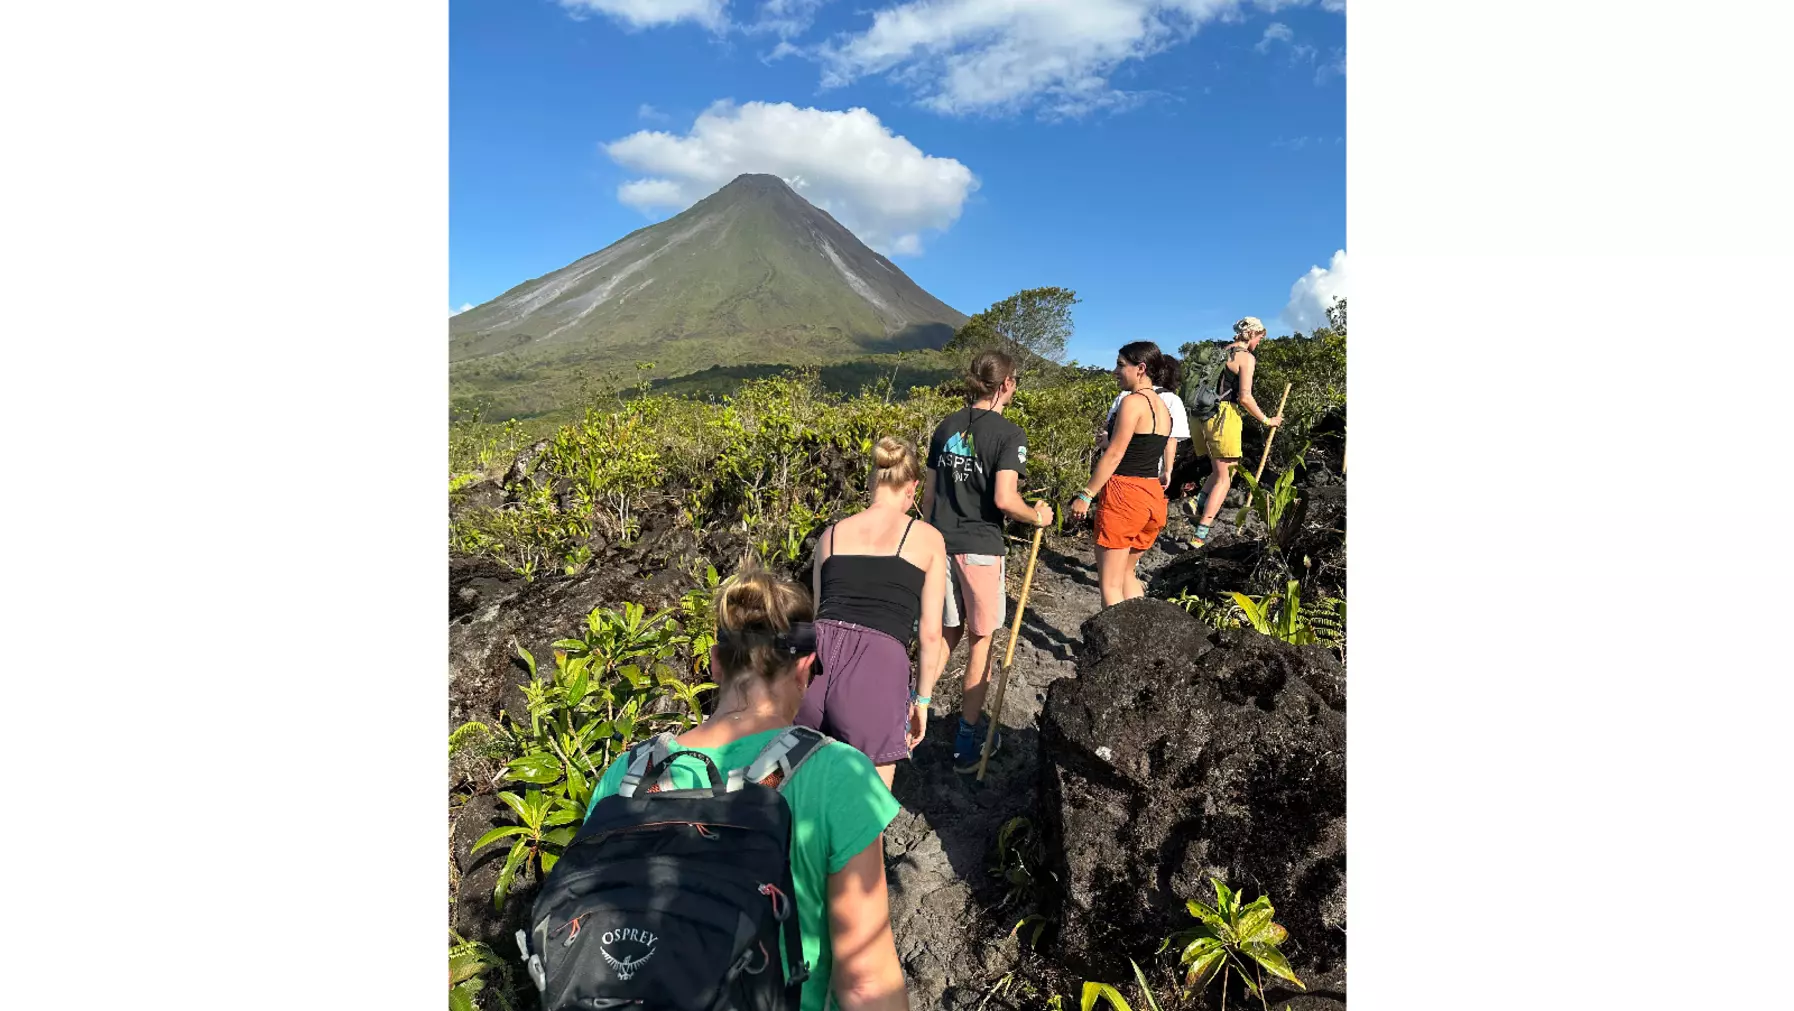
[517,726,833,1011]
[1180,344,1243,423]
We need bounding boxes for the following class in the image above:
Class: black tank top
[1109,389,1170,479]
[1217,345,1246,404]
[816,518,925,645]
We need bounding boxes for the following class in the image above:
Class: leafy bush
[991,816,1055,949]
[466,602,715,908]
[1173,581,1346,657]
[449,368,1119,578]
[1159,878,1304,1011]
[449,933,516,1011]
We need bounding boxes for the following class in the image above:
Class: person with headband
[1190,316,1284,547]
[803,436,950,790]
[922,349,1054,773]
[1070,341,1177,606]
[581,562,909,1011]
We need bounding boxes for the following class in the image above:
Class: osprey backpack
[517,726,832,1011]
[1180,344,1243,423]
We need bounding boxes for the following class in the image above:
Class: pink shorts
[943,553,1006,637]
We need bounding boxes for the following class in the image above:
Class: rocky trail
[450,433,1347,1010]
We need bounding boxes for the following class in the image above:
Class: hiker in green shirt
[585,562,909,1011]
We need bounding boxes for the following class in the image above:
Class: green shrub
[468,602,715,909]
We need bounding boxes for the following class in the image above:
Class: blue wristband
[911,692,931,705]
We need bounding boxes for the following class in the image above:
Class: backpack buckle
[516,930,547,992]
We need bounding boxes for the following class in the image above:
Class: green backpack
[1180,343,1241,423]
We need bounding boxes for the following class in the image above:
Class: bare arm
[915,534,947,700]
[828,838,909,1011]
[920,468,936,520]
[1083,395,1146,498]
[1235,354,1280,425]
[1161,433,1177,490]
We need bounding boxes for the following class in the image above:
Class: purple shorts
[796,619,912,765]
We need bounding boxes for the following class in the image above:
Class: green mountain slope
[450,174,968,414]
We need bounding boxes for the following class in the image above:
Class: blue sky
[451,0,1347,366]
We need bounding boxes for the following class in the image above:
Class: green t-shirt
[585,728,901,1011]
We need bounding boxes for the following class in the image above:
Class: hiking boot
[953,717,1000,773]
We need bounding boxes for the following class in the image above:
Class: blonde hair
[872,436,922,489]
[713,558,814,688]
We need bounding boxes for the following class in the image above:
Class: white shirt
[1106,388,1190,440]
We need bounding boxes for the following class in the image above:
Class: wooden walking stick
[976,522,1046,782]
[1242,382,1292,511]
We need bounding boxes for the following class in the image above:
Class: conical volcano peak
[722,172,796,192]
[450,174,967,410]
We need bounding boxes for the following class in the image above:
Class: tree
[949,286,1080,368]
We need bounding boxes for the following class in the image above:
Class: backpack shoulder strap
[729,726,835,793]
[616,731,678,798]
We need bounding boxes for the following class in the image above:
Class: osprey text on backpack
[516,726,832,1011]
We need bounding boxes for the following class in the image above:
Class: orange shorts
[1094,475,1167,551]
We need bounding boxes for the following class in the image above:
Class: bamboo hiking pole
[1242,382,1292,511]
[975,523,1046,782]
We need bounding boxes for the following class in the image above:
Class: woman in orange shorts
[1069,341,1177,607]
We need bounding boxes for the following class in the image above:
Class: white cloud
[557,0,728,31]
[763,40,804,62]
[637,103,669,121]
[452,303,474,316]
[1315,45,1345,83]
[1281,249,1347,333]
[604,100,978,255]
[1255,22,1293,52]
[750,0,830,38]
[817,0,1342,117]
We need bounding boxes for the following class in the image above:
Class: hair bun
[873,437,905,469]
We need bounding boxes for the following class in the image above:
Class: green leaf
[540,850,560,875]
[493,839,530,910]
[1186,898,1225,929]
[1211,878,1238,920]
[1237,903,1275,942]
[1128,959,1164,1011]
[1183,946,1227,992]
[470,825,530,853]
[504,753,565,785]
[551,638,586,651]
[496,790,528,821]
[1241,942,1304,988]
[449,979,481,1011]
[543,826,578,847]
[1080,982,1133,1011]
[1259,921,1289,946]
[1179,935,1223,966]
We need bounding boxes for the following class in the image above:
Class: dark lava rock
[1038,598,1346,1001]
[501,439,550,496]
[449,554,525,622]
[452,477,504,513]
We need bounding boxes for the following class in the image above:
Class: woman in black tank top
[1069,341,1176,607]
[800,437,949,789]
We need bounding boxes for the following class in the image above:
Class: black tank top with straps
[1216,345,1246,404]
[816,518,925,645]
[1109,389,1171,479]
